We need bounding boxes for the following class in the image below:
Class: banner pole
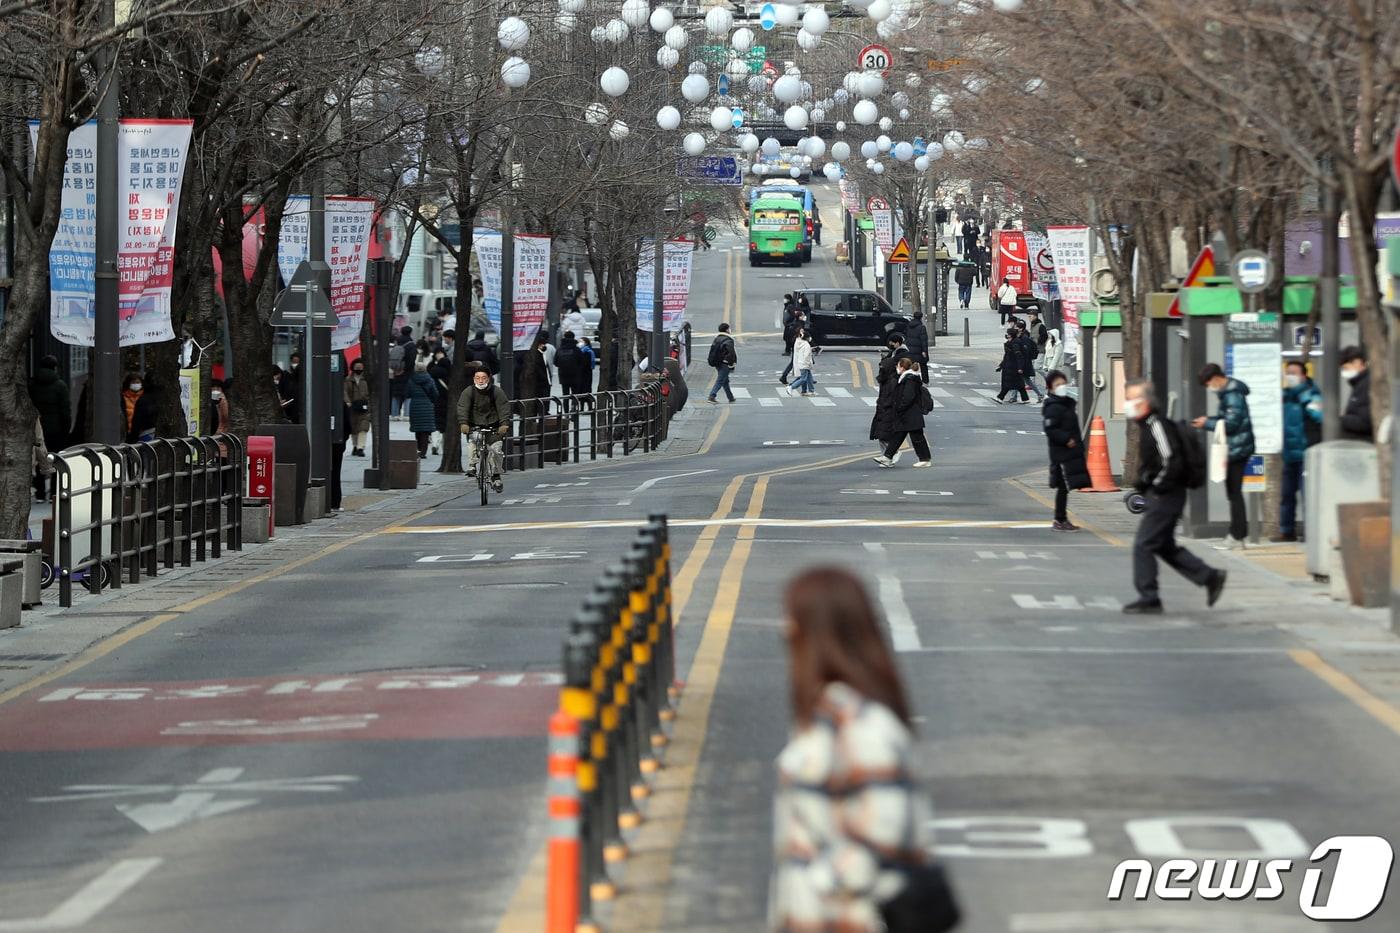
[92,0,122,444]
[651,234,665,372]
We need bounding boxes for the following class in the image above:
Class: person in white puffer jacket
[787,330,817,397]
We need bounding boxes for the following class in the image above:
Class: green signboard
[696,44,766,72]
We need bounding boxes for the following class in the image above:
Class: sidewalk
[1,407,708,701]
[1009,472,1400,722]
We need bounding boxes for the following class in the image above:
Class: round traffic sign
[858,43,892,77]
[1230,249,1273,294]
[703,225,717,243]
[866,195,890,212]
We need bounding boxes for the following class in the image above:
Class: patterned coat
[770,682,929,932]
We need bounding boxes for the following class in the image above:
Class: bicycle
[467,428,504,506]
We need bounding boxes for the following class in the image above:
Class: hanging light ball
[835,120,847,132]
[894,141,914,161]
[906,73,922,88]
[802,8,830,35]
[797,29,820,51]
[761,136,781,157]
[688,61,707,75]
[621,0,650,28]
[604,18,629,42]
[871,161,885,174]
[784,105,809,130]
[858,71,885,98]
[876,134,892,152]
[868,0,892,22]
[609,120,630,140]
[731,26,754,52]
[415,47,445,77]
[772,74,803,103]
[656,105,682,130]
[681,73,710,103]
[585,101,609,125]
[600,66,630,96]
[739,132,760,153]
[807,137,826,158]
[899,108,910,121]
[664,24,688,49]
[843,72,861,95]
[811,107,825,122]
[994,0,1026,10]
[500,56,531,88]
[497,16,530,50]
[930,93,952,114]
[683,132,706,155]
[830,140,851,161]
[926,142,945,161]
[724,58,747,78]
[649,6,673,32]
[853,99,878,124]
[878,117,893,131]
[556,11,577,32]
[709,105,732,132]
[704,6,733,34]
[914,155,930,172]
[942,130,965,152]
[590,25,608,43]
[833,88,849,104]
[860,140,878,159]
[559,0,585,11]
[657,46,679,68]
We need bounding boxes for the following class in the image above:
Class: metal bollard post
[647,514,679,708]
[586,581,632,861]
[558,634,600,931]
[625,546,660,782]
[569,611,614,903]
[963,317,970,348]
[634,535,667,754]
[545,707,582,933]
[601,566,643,833]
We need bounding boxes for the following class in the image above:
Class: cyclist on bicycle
[457,366,510,492]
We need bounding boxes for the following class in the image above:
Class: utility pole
[307,167,331,488]
[499,136,516,399]
[92,0,122,444]
[1319,158,1341,440]
[651,233,666,370]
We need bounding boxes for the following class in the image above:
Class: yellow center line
[848,357,861,389]
[861,357,877,386]
[1289,649,1400,738]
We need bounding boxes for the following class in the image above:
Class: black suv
[797,289,910,346]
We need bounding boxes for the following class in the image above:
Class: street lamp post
[92,0,122,443]
[306,168,332,491]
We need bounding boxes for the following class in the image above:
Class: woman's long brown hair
[784,567,913,728]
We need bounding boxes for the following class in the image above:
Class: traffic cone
[1084,416,1121,492]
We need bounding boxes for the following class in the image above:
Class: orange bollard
[1083,415,1121,492]
[546,711,583,933]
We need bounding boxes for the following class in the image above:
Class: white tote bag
[1208,421,1228,484]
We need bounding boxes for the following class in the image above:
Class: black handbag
[880,861,961,932]
[352,400,369,414]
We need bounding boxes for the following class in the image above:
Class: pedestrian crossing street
[713,384,1046,410]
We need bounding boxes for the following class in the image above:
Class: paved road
[2,188,1398,933]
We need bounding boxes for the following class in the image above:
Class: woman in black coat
[1042,369,1091,532]
[868,343,909,447]
[995,329,1029,403]
[872,357,932,468]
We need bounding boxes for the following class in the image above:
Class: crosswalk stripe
[862,397,878,407]
[810,397,837,407]
[731,387,752,398]
[759,397,781,407]
[973,388,1001,399]
[966,397,995,407]
[825,387,853,397]
[928,387,953,398]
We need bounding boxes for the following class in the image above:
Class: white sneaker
[912,461,932,468]
[1213,536,1246,550]
[871,455,892,467]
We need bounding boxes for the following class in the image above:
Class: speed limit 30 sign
[858,43,892,77]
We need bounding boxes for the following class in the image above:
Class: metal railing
[504,379,670,474]
[50,434,244,608]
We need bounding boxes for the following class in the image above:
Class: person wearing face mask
[121,372,143,436]
[456,367,510,492]
[1041,371,1089,532]
[1191,362,1254,548]
[208,380,230,435]
[344,361,370,456]
[1275,361,1323,542]
[1123,378,1227,615]
[1338,346,1373,440]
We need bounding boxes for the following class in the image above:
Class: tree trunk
[1341,167,1392,494]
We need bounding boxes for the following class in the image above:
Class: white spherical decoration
[500,56,531,88]
[585,102,609,125]
[860,140,878,159]
[559,0,585,11]
[853,99,878,124]
[914,155,930,172]
[739,133,760,153]
[773,74,803,103]
[807,137,825,158]
[835,120,847,132]
[610,120,629,140]
[600,66,630,97]
[415,47,445,77]
[797,29,820,51]
[683,132,706,155]
[657,46,679,68]
[704,6,733,35]
[865,158,876,169]
[656,105,682,130]
[876,134,891,152]
[994,0,1025,10]
[709,105,732,132]
[605,19,629,42]
[664,24,688,49]
[811,108,826,122]
[681,74,710,103]
[926,142,945,161]
[556,11,577,32]
[802,7,830,34]
[498,16,530,50]
[930,93,952,114]
[824,163,841,181]
[775,3,799,26]
[871,161,885,174]
[789,166,801,178]
[830,140,851,161]
[727,58,749,78]
[731,26,754,52]
[899,108,910,120]
[649,7,673,32]
[906,73,922,88]
[847,0,872,8]
[879,117,893,131]
[834,88,850,104]
[876,19,897,39]
[942,130,965,152]
[753,163,768,176]
[868,0,892,22]
[843,72,861,95]
[761,136,780,156]
[590,25,607,43]
[894,141,914,161]
[858,71,884,98]
[689,61,707,75]
[1025,77,1045,94]
[621,0,650,28]
[783,105,809,130]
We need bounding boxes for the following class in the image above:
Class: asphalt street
[1,186,1399,933]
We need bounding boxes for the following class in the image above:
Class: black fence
[504,380,670,473]
[49,435,245,607]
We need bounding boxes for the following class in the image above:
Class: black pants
[1052,471,1069,523]
[330,438,345,511]
[997,381,1029,402]
[1225,458,1247,541]
[1133,488,1216,601]
[781,358,794,381]
[884,430,931,462]
[416,431,432,457]
[999,304,1016,324]
[919,355,930,383]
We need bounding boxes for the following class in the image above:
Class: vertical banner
[992,230,1032,296]
[1046,225,1093,357]
[472,231,552,345]
[1023,231,1060,302]
[636,239,694,332]
[276,196,376,350]
[838,178,861,212]
[871,209,895,255]
[35,119,193,347]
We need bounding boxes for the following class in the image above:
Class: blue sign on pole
[759,3,777,30]
[717,74,730,97]
[676,156,743,186]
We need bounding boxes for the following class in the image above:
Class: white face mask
[1341,366,1361,381]
[1284,373,1302,388]
[211,391,223,401]
[129,383,142,392]
[1052,385,1071,398]
[1124,397,1147,420]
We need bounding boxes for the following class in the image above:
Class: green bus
[748,195,807,267]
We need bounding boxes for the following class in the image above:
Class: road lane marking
[758,397,781,407]
[865,543,922,651]
[825,386,852,397]
[1003,476,1128,547]
[859,357,877,386]
[848,358,861,388]
[966,397,995,407]
[929,387,953,397]
[1290,648,1400,738]
[0,858,163,931]
[809,397,837,406]
[393,518,1050,534]
[731,387,751,398]
[906,646,1290,655]
[616,468,717,506]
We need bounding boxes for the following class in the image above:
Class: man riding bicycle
[456,366,510,492]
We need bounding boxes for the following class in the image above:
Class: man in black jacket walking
[1339,346,1373,440]
[905,311,930,384]
[1123,378,1227,614]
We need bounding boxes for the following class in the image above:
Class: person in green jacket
[456,366,510,492]
[1192,362,1255,548]
[1276,361,1323,542]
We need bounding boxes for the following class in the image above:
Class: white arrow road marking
[116,793,259,834]
[865,543,922,652]
[0,858,162,931]
[160,714,380,737]
[617,469,716,506]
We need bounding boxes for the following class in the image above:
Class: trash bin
[0,559,23,628]
[0,539,44,609]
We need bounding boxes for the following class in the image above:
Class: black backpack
[1172,419,1208,489]
[708,336,734,368]
[919,384,934,415]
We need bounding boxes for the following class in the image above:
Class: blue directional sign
[717,74,730,97]
[759,3,777,30]
[912,136,927,157]
[676,156,743,186]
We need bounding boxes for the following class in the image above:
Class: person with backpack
[1014,319,1045,402]
[1277,360,1323,542]
[1123,378,1227,615]
[954,261,976,309]
[1191,362,1254,548]
[1041,370,1090,532]
[872,358,932,468]
[555,331,585,396]
[706,322,737,403]
[905,311,930,384]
